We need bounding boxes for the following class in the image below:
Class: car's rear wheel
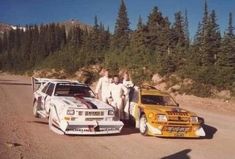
[33,101,40,118]
[139,114,148,136]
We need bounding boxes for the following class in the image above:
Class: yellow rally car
[130,85,205,138]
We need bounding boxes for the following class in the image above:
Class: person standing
[109,75,128,121]
[95,69,111,103]
[122,72,134,121]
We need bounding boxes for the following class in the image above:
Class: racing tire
[33,101,40,118]
[139,114,148,136]
[48,110,54,131]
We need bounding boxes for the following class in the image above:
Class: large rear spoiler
[31,77,80,92]
[31,77,53,92]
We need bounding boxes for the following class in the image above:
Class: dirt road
[0,74,235,159]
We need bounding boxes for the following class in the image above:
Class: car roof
[49,81,88,86]
[140,85,170,96]
[39,79,87,87]
[141,88,169,96]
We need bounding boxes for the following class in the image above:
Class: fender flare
[49,104,61,123]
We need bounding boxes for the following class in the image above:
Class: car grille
[85,111,104,116]
[166,111,190,125]
[166,111,188,116]
[168,116,189,122]
[85,118,104,121]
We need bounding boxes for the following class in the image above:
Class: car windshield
[141,95,177,106]
[54,83,95,97]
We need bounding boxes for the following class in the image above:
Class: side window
[46,83,55,96]
[42,83,50,93]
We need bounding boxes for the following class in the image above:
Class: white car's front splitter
[60,120,124,135]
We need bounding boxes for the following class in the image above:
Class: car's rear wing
[31,77,52,92]
[31,77,81,92]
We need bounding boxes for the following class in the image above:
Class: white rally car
[32,77,124,135]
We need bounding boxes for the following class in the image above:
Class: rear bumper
[147,123,206,138]
[60,120,124,135]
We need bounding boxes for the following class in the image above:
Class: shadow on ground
[202,124,217,139]
[161,149,191,159]
[27,120,48,125]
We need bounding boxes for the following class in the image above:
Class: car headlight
[190,116,198,123]
[148,112,154,119]
[108,110,114,115]
[157,114,167,122]
[67,109,75,115]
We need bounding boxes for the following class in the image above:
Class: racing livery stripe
[75,97,98,109]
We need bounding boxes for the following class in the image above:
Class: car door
[44,83,55,113]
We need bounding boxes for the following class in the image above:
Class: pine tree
[218,12,235,67]
[112,0,130,50]
[0,38,2,54]
[137,15,143,30]
[169,11,188,71]
[207,10,221,63]
[184,9,190,47]
[146,6,170,53]
[194,1,221,66]
[2,32,8,52]
[171,11,186,47]
[227,12,234,37]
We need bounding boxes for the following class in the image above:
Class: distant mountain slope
[0,19,92,36]
[0,23,26,37]
[60,19,92,32]
[0,23,12,34]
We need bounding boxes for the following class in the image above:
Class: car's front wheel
[48,110,53,130]
[48,109,64,135]
[139,114,148,136]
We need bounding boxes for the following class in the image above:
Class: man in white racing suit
[109,75,128,121]
[122,72,134,121]
[95,69,112,103]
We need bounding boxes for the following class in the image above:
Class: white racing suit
[95,76,112,103]
[129,86,139,122]
[109,83,128,120]
[123,80,134,120]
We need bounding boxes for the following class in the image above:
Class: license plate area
[162,126,191,133]
[173,132,185,137]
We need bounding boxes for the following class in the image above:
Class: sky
[0,0,235,37]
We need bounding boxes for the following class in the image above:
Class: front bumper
[59,120,124,135]
[147,123,206,138]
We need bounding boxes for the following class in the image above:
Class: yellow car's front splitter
[146,123,206,138]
